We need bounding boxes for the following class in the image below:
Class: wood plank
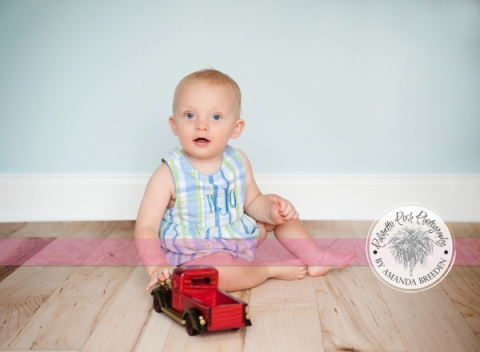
[132,310,174,352]
[441,266,480,338]
[0,237,55,267]
[349,220,373,239]
[160,319,246,352]
[2,266,135,350]
[244,277,324,352]
[0,266,18,284]
[306,219,372,239]
[1,222,85,239]
[0,223,27,238]
[0,266,76,346]
[3,221,135,239]
[0,350,78,352]
[0,221,137,349]
[314,266,405,351]
[305,220,357,239]
[0,220,478,351]
[379,280,480,351]
[80,267,156,352]
[448,222,480,239]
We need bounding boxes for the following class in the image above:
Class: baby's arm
[135,163,176,290]
[240,151,298,225]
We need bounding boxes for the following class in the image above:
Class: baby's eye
[211,114,221,121]
[185,112,195,119]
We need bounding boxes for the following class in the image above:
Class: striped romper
[159,145,260,266]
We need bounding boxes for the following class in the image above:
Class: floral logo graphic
[388,227,434,277]
[367,204,455,292]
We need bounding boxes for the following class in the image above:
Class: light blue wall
[1,0,479,175]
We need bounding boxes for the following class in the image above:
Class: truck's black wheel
[153,295,162,313]
[185,315,198,336]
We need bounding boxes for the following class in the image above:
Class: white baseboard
[0,174,479,222]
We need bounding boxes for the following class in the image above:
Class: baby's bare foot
[307,251,356,277]
[267,259,307,280]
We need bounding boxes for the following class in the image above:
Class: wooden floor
[0,221,479,352]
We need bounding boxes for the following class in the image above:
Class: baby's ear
[231,119,245,139]
[168,116,179,136]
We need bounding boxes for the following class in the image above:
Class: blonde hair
[173,69,241,111]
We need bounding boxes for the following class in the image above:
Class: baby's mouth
[194,137,210,144]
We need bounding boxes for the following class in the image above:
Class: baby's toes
[298,265,307,279]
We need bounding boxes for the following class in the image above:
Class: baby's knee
[257,222,267,246]
[257,222,275,247]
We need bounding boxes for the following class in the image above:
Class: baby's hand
[146,267,173,291]
[269,196,299,224]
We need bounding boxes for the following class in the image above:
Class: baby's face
[169,81,244,163]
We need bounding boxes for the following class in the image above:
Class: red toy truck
[151,266,252,336]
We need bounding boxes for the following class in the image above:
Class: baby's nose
[195,118,209,130]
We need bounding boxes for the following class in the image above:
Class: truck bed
[186,290,239,307]
[183,290,246,331]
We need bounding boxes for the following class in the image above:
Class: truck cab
[151,266,252,336]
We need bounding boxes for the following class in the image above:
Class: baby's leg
[269,217,356,277]
[217,258,307,292]
[183,252,307,292]
[256,221,274,247]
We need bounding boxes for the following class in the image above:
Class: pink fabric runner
[1,238,478,266]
